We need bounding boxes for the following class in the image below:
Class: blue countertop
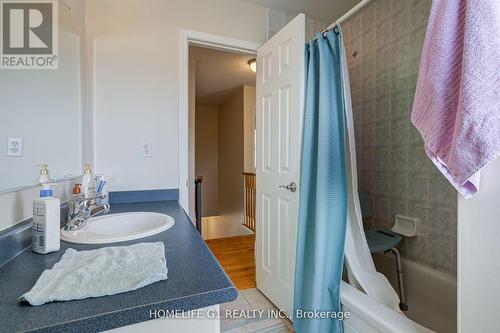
[0,201,237,333]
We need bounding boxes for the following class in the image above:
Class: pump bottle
[32,183,60,254]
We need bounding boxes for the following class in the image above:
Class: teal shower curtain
[293,29,349,333]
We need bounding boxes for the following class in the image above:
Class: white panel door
[255,13,305,317]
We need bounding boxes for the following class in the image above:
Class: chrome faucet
[64,194,110,231]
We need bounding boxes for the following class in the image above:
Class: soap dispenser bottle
[32,183,60,254]
[81,164,96,197]
[68,183,81,218]
[37,164,51,185]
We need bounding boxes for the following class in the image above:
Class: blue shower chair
[359,192,408,311]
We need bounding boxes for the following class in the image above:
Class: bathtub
[373,253,457,333]
[341,281,434,333]
[341,254,457,333]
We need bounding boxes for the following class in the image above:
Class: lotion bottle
[32,183,60,254]
[81,164,96,197]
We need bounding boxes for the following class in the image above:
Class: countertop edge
[30,287,238,333]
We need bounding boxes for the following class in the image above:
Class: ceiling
[241,0,360,24]
[190,46,256,107]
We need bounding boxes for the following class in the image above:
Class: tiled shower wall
[267,9,326,41]
[342,0,457,277]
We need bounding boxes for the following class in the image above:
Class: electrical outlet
[7,138,23,157]
[142,143,153,158]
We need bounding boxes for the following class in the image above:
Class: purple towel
[411,0,500,198]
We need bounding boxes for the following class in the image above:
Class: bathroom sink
[61,212,175,244]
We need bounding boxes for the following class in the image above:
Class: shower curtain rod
[322,0,373,35]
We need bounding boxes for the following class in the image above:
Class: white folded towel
[20,242,168,306]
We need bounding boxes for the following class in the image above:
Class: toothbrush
[97,180,106,194]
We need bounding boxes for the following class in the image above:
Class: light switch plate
[7,138,23,157]
[142,143,153,158]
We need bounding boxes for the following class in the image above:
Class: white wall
[457,157,500,332]
[85,0,268,192]
[195,106,219,217]
[218,88,245,222]
[0,0,86,191]
[243,86,256,173]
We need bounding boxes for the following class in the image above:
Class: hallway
[207,234,294,332]
[206,234,256,290]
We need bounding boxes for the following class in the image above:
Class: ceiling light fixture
[248,58,257,72]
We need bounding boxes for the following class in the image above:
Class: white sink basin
[61,212,175,244]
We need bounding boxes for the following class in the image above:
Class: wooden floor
[206,234,256,290]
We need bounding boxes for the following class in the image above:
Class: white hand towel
[20,242,168,306]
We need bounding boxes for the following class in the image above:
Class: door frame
[178,29,261,220]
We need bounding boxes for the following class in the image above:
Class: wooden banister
[194,176,203,234]
[242,172,256,232]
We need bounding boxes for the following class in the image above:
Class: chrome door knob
[279,182,297,192]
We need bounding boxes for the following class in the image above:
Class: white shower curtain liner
[339,31,402,313]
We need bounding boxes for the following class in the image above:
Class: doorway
[178,30,260,219]
[180,17,304,329]
[186,38,295,333]
[189,45,258,289]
